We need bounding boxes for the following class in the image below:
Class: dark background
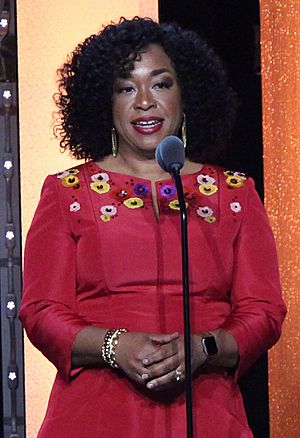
[159,1,268,437]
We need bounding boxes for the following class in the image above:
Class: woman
[19,17,286,437]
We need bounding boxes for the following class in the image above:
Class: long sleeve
[19,175,90,380]
[220,178,287,379]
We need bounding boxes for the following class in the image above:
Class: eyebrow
[150,68,172,77]
[116,67,173,81]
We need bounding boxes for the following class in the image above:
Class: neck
[116,150,169,180]
[98,147,203,180]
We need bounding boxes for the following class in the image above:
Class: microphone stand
[170,165,194,438]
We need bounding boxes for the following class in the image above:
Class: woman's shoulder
[37,162,92,210]
[196,163,253,191]
[41,161,95,191]
[191,163,257,223]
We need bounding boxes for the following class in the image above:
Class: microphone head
[155,136,185,173]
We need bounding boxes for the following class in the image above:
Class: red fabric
[19,162,286,437]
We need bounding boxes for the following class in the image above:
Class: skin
[72,44,238,391]
[112,44,183,162]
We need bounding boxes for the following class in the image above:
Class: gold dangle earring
[181,113,187,149]
[111,127,118,157]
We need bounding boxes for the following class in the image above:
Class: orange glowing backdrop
[17,1,158,436]
[260,1,300,437]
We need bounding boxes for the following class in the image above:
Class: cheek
[165,92,182,116]
[112,104,125,128]
[168,98,183,128]
[112,95,129,123]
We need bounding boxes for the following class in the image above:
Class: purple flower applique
[160,185,176,197]
[133,183,149,197]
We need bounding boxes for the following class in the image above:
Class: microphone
[155,136,185,173]
[155,136,194,438]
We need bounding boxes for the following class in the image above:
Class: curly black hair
[54,17,237,163]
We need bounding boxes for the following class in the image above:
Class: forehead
[123,44,176,77]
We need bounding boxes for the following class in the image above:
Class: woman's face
[112,44,183,159]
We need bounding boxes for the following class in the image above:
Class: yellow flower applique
[224,170,246,188]
[100,214,111,222]
[67,169,80,175]
[90,181,110,194]
[225,176,244,188]
[204,216,216,223]
[61,175,80,188]
[123,197,144,209]
[199,183,218,196]
[169,200,188,210]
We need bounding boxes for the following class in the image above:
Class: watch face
[202,335,218,356]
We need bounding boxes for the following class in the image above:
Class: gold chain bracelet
[101,328,128,369]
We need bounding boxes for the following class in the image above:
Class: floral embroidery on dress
[197,206,216,223]
[199,183,218,196]
[100,205,117,216]
[225,176,245,188]
[57,168,80,189]
[83,165,247,224]
[230,202,242,213]
[90,181,110,194]
[169,200,188,210]
[224,170,246,179]
[87,170,150,219]
[197,174,216,185]
[123,197,144,209]
[70,201,80,212]
[111,188,130,200]
[61,175,80,188]
[91,172,109,183]
[134,183,149,197]
[224,170,246,188]
[205,216,217,223]
[197,174,218,196]
[100,205,117,221]
[160,185,177,198]
[100,214,111,222]
[57,168,79,179]
[57,170,70,179]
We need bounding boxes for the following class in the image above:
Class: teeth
[133,120,161,127]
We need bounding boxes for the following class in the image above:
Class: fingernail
[141,373,149,380]
[142,358,149,365]
[147,382,154,389]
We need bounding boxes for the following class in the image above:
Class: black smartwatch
[201,333,218,357]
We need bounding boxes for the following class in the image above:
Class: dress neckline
[90,160,207,183]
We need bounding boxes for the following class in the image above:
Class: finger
[145,355,180,379]
[126,364,153,385]
[149,332,179,345]
[146,368,184,391]
[142,342,178,366]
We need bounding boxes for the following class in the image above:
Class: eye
[116,85,135,94]
[153,79,173,90]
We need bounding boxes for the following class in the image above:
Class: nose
[134,88,156,111]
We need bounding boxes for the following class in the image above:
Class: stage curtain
[17,2,158,436]
[260,2,300,436]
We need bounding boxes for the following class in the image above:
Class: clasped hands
[115,331,206,391]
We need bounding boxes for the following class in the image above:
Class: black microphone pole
[170,165,193,438]
[155,136,194,438]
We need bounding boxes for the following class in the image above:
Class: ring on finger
[174,368,185,382]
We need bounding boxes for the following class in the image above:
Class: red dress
[19,161,286,437]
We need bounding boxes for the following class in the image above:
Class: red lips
[131,117,164,135]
